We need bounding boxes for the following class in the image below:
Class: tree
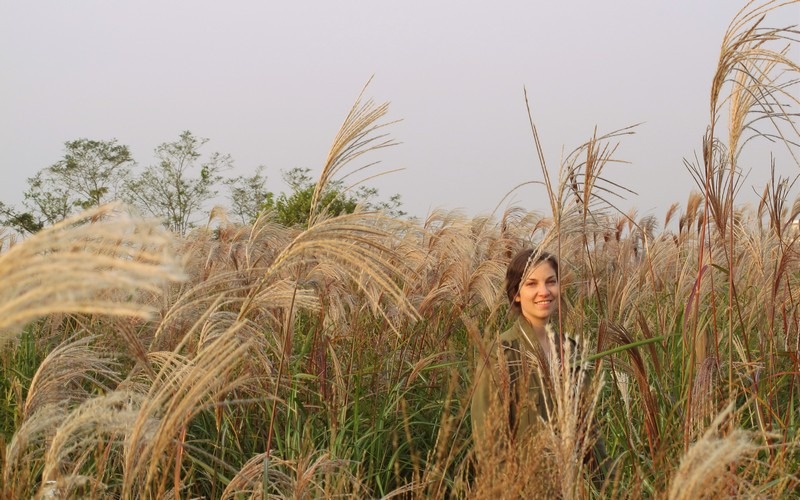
[224,166,273,224]
[0,139,133,234]
[0,201,43,234]
[264,167,405,228]
[124,131,231,236]
[49,138,134,208]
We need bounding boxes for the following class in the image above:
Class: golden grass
[667,403,759,499]
[0,203,183,347]
[24,335,120,419]
[220,452,366,499]
[1,3,799,497]
[121,325,254,498]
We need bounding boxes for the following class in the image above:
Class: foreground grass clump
[2,1,800,497]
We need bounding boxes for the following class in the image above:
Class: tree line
[0,131,404,236]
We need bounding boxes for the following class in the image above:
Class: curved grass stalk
[0,203,183,348]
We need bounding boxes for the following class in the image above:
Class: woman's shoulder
[475,324,519,363]
[498,323,522,342]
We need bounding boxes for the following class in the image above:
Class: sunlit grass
[1,1,800,497]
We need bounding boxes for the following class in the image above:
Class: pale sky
[1,1,798,224]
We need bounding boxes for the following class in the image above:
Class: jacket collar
[514,318,567,358]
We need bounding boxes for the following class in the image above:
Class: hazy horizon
[2,1,798,226]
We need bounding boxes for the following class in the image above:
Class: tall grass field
[2,2,800,498]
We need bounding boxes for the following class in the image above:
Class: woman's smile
[516,261,560,326]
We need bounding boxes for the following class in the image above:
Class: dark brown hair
[504,248,559,315]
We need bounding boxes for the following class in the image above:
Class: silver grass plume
[0,202,184,347]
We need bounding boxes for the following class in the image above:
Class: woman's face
[515,260,560,327]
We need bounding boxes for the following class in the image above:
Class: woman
[471,248,608,481]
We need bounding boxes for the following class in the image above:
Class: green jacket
[471,318,609,478]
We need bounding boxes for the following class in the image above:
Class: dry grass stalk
[537,330,606,499]
[122,323,253,498]
[39,391,145,498]
[598,322,661,458]
[414,210,519,317]
[243,212,420,334]
[469,402,560,499]
[668,403,758,499]
[24,335,120,418]
[311,77,399,226]
[221,452,365,499]
[689,0,800,442]
[0,202,183,347]
[689,356,720,439]
[3,404,66,497]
